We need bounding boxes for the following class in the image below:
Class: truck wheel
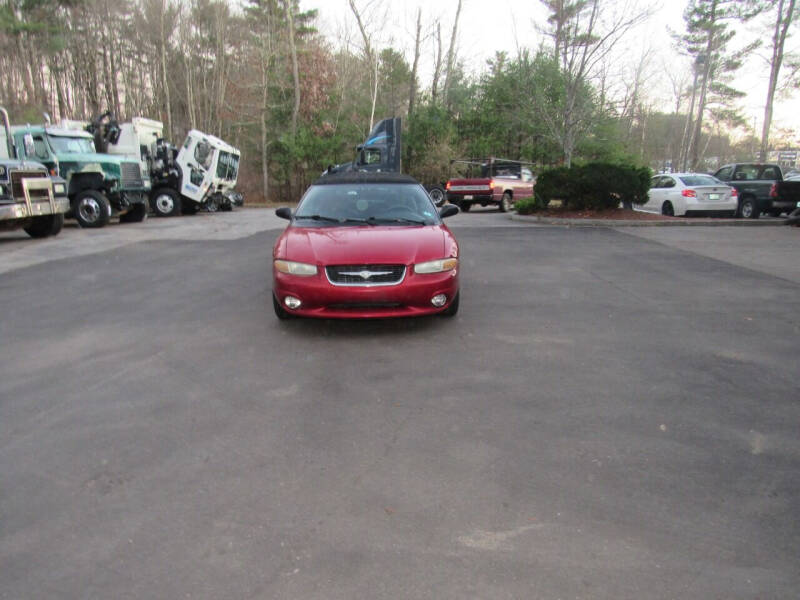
[427,185,446,207]
[152,188,181,217]
[119,202,148,223]
[206,196,219,213]
[741,198,760,219]
[499,192,512,212]
[74,190,111,228]
[460,202,471,212]
[24,213,64,238]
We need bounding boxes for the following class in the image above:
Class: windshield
[47,135,95,154]
[679,175,720,186]
[216,150,240,180]
[295,183,439,225]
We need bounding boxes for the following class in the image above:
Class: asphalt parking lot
[2,210,799,599]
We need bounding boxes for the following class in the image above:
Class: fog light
[284,296,301,309]
[431,294,447,307]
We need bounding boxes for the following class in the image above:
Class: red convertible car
[272,172,460,319]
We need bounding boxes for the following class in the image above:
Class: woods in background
[1,0,797,201]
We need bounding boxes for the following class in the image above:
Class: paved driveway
[1,210,799,598]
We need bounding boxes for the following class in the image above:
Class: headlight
[274,260,318,276]
[144,178,152,190]
[414,257,458,274]
[53,183,67,196]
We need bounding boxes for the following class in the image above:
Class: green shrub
[514,196,549,214]
[534,162,651,210]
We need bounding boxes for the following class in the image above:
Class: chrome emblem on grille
[340,269,393,280]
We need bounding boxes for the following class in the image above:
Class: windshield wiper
[294,214,342,223]
[369,216,428,225]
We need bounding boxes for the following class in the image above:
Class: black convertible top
[313,171,419,186]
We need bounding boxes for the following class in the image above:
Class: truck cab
[446,159,535,212]
[7,122,149,228]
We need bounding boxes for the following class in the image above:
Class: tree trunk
[442,0,462,107]
[283,0,301,139]
[431,23,442,103]
[160,0,173,141]
[760,0,795,160]
[408,8,422,119]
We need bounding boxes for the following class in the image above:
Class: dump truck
[0,108,69,238]
[3,114,149,228]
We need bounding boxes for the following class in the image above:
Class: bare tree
[539,0,652,165]
[442,0,462,107]
[760,0,798,158]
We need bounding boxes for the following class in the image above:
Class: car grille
[11,170,50,201]
[325,264,406,286]
[121,162,144,188]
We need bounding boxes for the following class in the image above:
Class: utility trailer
[0,107,69,238]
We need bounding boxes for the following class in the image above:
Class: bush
[515,196,548,214]
[534,162,651,211]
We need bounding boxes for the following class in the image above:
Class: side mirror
[275,207,293,220]
[23,133,36,158]
[439,204,459,219]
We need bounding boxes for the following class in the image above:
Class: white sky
[301,0,800,142]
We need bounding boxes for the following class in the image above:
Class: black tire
[181,200,199,215]
[24,213,64,238]
[273,294,294,320]
[440,292,459,317]
[151,188,182,217]
[661,201,674,216]
[741,197,760,219]
[427,185,446,207]
[119,202,148,223]
[73,190,111,228]
[499,191,512,213]
[206,196,219,213]
[460,202,472,212]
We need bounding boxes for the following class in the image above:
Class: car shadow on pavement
[273,313,454,338]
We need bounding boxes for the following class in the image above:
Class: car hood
[281,225,447,265]
[55,152,139,166]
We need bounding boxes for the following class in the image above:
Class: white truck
[61,112,244,217]
[83,114,243,217]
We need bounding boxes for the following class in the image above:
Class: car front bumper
[0,197,69,222]
[273,267,459,319]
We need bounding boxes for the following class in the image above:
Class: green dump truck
[1,115,150,228]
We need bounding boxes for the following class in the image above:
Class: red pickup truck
[445,159,535,212]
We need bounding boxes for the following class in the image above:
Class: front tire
[119,202,148,223]
[24,213,64,238]
[73,190,111,228]
[741,197,760,219]
[459,202,472,212]
[499,192,512,213]
[151,188,182,217]
[441,292,459,317]
[273,294,294,320]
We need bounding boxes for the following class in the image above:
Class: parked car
[712,162,795,218]
[642,173,737,217]
[445,159,535,212]
[272,172,460,319]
